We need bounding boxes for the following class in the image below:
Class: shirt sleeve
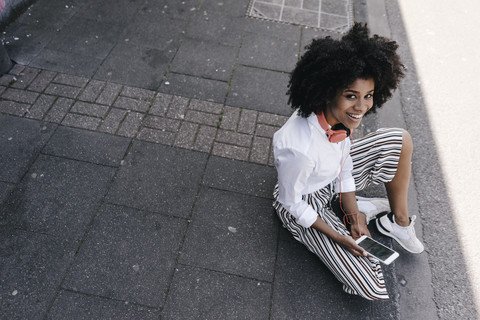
[334,139,356,193]
[275,147,318,228]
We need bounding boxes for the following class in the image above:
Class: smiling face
[324,78,375,130]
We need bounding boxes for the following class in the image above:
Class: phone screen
[357,237,396,261]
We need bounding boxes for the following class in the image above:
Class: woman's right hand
[335,234,368,257]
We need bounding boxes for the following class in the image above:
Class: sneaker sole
[376,218,423,254]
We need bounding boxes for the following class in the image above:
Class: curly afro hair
[287,23,405,118]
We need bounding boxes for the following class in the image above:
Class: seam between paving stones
[268,225,282,320]
[177,262,273,285]
[60,287,162,312]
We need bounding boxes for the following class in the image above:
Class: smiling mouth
[347,113,363,120]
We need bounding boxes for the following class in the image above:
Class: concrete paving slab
[180,187,278,281]
[139,0,200,21]
[106,141,207,217]
[93,43,171,90]
[170,38,238,82]
[162,264,271,319]
[186,10,246,46]
[46,290,161,320]
[245,17,302,41]
[0,182,14,205]
[30,48,103,78]
[0,154,115,238]
[158,72,228,103]
[63,204,187,308]
[203,156,277,199]
[227,65,291,115]
[201,0,250,17]
[0,227,78,320]
[239,31,299,72]
[271,239,372,319]
[42,126,131,167]
[0,115,56,183]
[75,0,144,23]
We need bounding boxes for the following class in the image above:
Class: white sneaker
[356,196,391,224]
[376,212,425,254]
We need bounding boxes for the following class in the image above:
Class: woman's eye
[365,94,373,99]
[346,95,356,99]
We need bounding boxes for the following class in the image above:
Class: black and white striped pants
[273,128,404,300]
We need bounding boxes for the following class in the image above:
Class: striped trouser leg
[273,185,389,300]
[272,128,404,300]
[351,128,404,190]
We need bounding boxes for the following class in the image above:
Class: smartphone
[356,235,399,265]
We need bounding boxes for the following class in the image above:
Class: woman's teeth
[347,113,362,119]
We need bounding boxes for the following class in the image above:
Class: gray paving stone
[2,87,39,104]
[0,228,78,320]
[211,142,250,161]
[139,0,200,21]
[162,265,271,319]
[203,156,277,198]
[25,94,56,120]
[44,97,74,123]
[52,73,89,88]
[166,95,188,120]
[0,74,15,86]
[320,13,349,32]
[96,82,123,106]
[271,239,372,319]
[63,204,187,308]
[10,67,40,89]
[239,32,299,72]
[106,142,208,217]
[257,111,289,126]
[149,93,172,117]
[238,108,258,134]
[193,125,216,152]
[189,99,223,114]
[46,290,161,320]
[30,48,103,78]
[71,101,109,118]
[228,65,291,115]
[170,39,237,81]
[184,110,219,126]
[201,0,250,17]
[116,112,144,138]
[45,17,122,59]
[0,182,14,204]
[0,155,115,238]
[180,187,278,281]
[78,80,106,102]
[186,11,245,46]
[43,126,130,167]
[75,0,144,23]
[244,13,302,41]
[94,43,171,90]
[62,113,101,130]
[113,96,150,113]
[45,83,82,99]
[250,136,271,165]
[143,115,180,132]
[27,69,57,93]
[159,72,228,103]
[0,100,28,116]
[137,127,175,145]
[173,121,198,149]
[98,108,127,134]
[0,115,55,183]
[255,123,278,138]
[123,15,186,50]
[219,105,240,130]
[216,129,252,147]
[3,24,55,65]
[120,86,156,101]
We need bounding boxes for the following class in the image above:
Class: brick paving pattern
[0,65,289,166]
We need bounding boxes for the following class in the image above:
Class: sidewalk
[1,0,424,319]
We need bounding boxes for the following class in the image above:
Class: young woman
[273,23,424,300]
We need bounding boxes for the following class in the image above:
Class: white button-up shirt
[273,112,355,228]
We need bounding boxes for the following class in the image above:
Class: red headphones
[316,112,351,143]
